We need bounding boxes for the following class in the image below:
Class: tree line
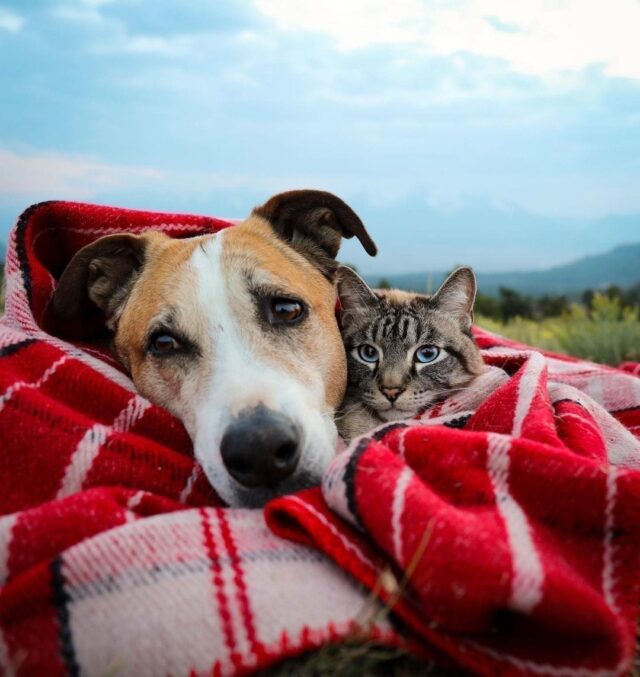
[376,276,640,322]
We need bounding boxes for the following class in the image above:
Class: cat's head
[337,266,485,418]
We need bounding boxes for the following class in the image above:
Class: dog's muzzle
[220,405,301,488]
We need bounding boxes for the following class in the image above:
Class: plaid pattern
[1,200,640,676]
[267,339,640,675]
[0,202,399,676]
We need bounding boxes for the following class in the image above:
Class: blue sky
[1,0,639,274]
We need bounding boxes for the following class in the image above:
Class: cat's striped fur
[336,267,484,441]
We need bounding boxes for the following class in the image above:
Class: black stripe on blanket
[371,422,409,441]
[0,338,36,358]
[15,201,56,307]
[443,414,472,429]
[343,439,369,528]
[50,556,80,677]
[554,397,640,416]
[344,422,409,527]
[610,405,640,414]
[553,397,585,407]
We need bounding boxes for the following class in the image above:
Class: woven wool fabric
[1,201,640,676]
[266,338,640,675]
[0,202,401,677]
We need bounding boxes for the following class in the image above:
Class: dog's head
[53,190,376,506]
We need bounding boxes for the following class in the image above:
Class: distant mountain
[365,243,640,297]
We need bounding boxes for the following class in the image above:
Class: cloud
[2,0,639,253]
[0,148,638,278]
[0,147,165,200]
[0,7,23,32]
[99,0,261,37]
[18,0,260,60]
[0,146,317,208]
[254,0,640,81]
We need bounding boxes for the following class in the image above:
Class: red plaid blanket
[1,201,640,676]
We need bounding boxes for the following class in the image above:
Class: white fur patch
[187,234,337,506]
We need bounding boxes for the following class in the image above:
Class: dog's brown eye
[268,297,306,325]
[149,333,181,356]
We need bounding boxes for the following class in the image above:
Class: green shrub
[478,294,640,365]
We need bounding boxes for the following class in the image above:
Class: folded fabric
[267,337,640,675]
[1,201,639,676]
[0,202,399,676]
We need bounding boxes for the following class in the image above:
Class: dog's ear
[252,189,377,278]
[430,266,477,331]
[53,233,148,332]
[337,265,379,321]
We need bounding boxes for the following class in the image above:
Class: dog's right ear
[253,189,377,279]
[53,233,148,332]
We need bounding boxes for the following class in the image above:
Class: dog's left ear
[52,233,149,334]
[253,189,377,278]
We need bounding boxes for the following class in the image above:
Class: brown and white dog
[53,191,377,507]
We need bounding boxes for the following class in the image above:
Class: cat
[336,266,485,441]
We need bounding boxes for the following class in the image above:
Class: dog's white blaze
[189,234,337,506]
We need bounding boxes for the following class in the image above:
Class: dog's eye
[414,345,440,364]
[267,297,306,325]
[357,344,379,363]
[149,333,182,356]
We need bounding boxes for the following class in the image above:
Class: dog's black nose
[220,405,301,488]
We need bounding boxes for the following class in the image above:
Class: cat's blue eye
[414,345,440,364]
[357,344,379,363]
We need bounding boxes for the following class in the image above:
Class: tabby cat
[336,266,484,441]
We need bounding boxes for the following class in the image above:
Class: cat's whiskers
[333,401,368,422]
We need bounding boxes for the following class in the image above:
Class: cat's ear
[337,265,378,320]
[431,266,476,329]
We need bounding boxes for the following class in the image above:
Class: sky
[1,0,640,275]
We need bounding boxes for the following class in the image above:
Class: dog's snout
[220,405,301,488]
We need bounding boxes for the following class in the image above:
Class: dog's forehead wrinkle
[237,216,307,265]
[223,219,337,303]
[149,306,177,329]
[190,231,324,404]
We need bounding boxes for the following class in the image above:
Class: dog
[53,190,377,507]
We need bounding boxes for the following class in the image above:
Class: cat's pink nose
[381,387,404,403]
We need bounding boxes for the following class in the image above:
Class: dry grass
[260,641,439,677]
[478,294,640,366]
[263,527,448,675]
